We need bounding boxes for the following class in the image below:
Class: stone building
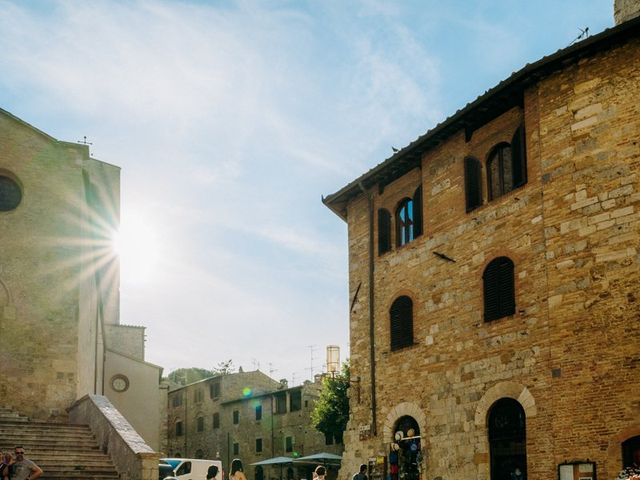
[323,4,640,480]
[167,372,343,479]
[0,107,166,451]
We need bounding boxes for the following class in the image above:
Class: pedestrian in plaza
[230,459,247,480]
[10,447,42,480]
[207,464,219,480]
[352,464,367,480]
[1,451,14,480]
[314,466,326,480]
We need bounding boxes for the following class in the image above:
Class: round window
[0,175,22,211]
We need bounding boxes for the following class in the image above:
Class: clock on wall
[110,374,130,393]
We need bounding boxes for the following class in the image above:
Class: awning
[251,457,295,466]
[293,453,342,465]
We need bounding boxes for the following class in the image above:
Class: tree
[212,359,235,375]
[167,367,214,385]
[311,361,350,444]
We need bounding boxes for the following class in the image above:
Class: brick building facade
[167,372,343,479]
[324,6,640,480]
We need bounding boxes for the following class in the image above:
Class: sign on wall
[558,461,596,480]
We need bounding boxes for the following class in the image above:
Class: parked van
[160,458,223,480]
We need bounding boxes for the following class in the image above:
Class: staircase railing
[68,394,159,480]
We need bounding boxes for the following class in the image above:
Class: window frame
[395,198,415,247]
[389,295,414,351]
[483,257,516,322]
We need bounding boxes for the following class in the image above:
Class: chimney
[614,0,640,24]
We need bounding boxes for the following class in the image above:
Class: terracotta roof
[323,15,640,220]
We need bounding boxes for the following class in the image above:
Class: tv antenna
[77,136,93,146]
[570,27,589,45]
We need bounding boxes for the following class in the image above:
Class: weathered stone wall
[68,394,160,480]
[0,111,118,421]
[105,324,146,360]
[339,36,640,480]
[614,0,640,24]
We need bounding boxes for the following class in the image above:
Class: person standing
[10,447,42,480]
[352,464,367,480]
[314,466,326,480]
[1,451,14,480]
[230,459,247,480]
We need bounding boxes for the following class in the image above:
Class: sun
[112,210,161,284]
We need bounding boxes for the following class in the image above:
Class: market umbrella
[251,456,294,480]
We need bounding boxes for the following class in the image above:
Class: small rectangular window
[172,393,183,407]
[233,410,239,424]
[285,436,293,453]
[255,404,263,421]
[233,443,239,455]
[213,413,220,429]
[194,389,204,403]
[256,438,263,453]
[210,381,221,399]
[176,421,183,436]
[289,390,302,412]
[275,393,287,414]
[197,417,204,432]
[324,433,333,445]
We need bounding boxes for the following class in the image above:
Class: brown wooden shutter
[484,257,515,321]
[464,157,482,212]
[390,296,413,350]
[378,209,391,255]
[413,186,423,237]
[511,125,527,188]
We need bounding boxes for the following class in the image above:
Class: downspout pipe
[358,181,377,436]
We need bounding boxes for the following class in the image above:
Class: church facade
[0,108,165,450]
[324,5,640,480]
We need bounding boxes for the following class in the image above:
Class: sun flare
[112,211,161,284]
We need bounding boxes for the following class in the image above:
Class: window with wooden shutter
[396,199,414,247]
[487,143,513,200]
[464,157,482,212]
[390,296,413,350]
[378,209,392,255]
[511,124,527,188]
[413,186,423,237]
[483,257,516,322]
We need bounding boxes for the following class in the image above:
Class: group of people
[0,447,42,480]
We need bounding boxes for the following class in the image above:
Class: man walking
[352,464,368,480]
[11,447,42,480]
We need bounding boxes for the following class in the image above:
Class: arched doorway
[488,398,527,480]
[622,435,640,469]
[390,416,421,480]
[255,466,264,480]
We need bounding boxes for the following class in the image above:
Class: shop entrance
[390,415,421,480]
[488,398,527,480]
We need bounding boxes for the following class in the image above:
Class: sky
[0,0,613,385]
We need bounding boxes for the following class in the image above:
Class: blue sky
[0,0,612,383]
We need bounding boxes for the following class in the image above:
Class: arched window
[488,398,527,480]
[483,257,515,322]
[487,143,513,200]
[378,208,392,255]
[396,198,414,246]
[464,157,482,211]
[390,296,413,350]
[0,174,22,211]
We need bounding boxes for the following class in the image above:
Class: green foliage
[167,367,214,385]
[311,362,350,444]
[212,359,235,375]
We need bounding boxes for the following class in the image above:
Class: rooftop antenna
[252,358,260,371]
[570,27,590,46]
[268,362,277,378]
[307,345,317,379]
[77,135,93,146]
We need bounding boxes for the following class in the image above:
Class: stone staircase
[0,407,119,479]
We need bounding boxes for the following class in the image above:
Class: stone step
[0,421,91,430]
[0,432,98,442]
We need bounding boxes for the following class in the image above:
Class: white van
[160,458,223,480]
